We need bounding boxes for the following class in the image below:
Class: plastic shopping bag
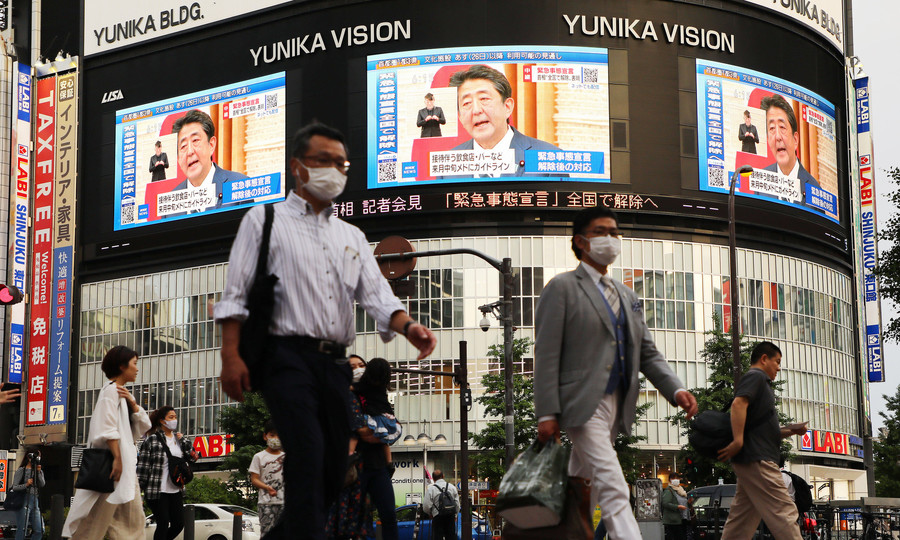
[496,440,569,529]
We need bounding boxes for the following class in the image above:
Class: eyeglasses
[302,155,350,173]
[584,227,622,238]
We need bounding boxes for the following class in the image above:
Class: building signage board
[854,74,883,383]
[9,62,31,384]
[26,76,56,426]
[739,0,843,52]
[48,70,77,426]
[799,429,850,456]
[83,0,291,56]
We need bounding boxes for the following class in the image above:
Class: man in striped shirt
[216,122,436,540]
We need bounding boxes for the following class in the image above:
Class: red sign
[859,166,874,207]
[193,434,235,458]
[813,430,848,455]
[479,490,498,498]
[26,76,56,426]
[0,460,7,492]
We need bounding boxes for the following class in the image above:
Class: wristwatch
[402,320,415,336]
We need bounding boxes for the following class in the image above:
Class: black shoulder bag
[159,432,194,488]
[688,399,775,461]
[239,204,279,390]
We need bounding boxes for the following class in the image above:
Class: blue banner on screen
[113,73,287,230]
[696,60,839,223]
[366,46,611,188]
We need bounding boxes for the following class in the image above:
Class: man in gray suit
[448,65,562,177]
[534,207,698,540]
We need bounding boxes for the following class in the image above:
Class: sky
[851,1,899,432]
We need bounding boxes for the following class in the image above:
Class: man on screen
[171,109,247,213]
[417,93,446,138]
[449,65,561,177]
[149,141,169,181]
[738,110,759,154]
[760,95,820,207]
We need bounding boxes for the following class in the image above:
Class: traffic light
[0,285,23,306]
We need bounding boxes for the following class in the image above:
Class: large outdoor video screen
[697,60,839,223]
[367,46,611,188]
[114,73,287,230]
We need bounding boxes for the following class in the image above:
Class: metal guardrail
[689,499,900,540]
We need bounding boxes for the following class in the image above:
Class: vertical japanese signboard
[854,74,884,383]
[49,70,76,425]
[9,62,30,384]
[26,76,55,426]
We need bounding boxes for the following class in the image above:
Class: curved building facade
[68,0,871,504]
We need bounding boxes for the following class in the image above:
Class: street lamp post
[728,165,753,386]
[376,248,517,467]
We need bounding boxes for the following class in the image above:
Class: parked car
[689,484,777,540]
[0,508,31,539]
[145,503,261,540]
[385,504,492,540]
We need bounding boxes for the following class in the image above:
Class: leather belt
[277,335,347,358]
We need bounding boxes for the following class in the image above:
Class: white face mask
[670,479,680,487]
[164,419,178,431]
[299,162,347,201]
[267,437,282,451]
[582,235,621,266]
[352,367,365,383]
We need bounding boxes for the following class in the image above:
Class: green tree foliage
[874,384,900,497]
[184,475,243,505]
[668,312,794,487]
[874,167,900,341]
[217,392,271,508]
[471,338,536,487]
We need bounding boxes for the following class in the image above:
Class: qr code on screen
[583,68,598,83]
[708,167,725,188]
[266,94,278,110]
[377,162,396,183]
[121,204,135,224]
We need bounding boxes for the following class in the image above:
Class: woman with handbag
[137,406,198,540]
[62,346,152,539]
[11,449,44,540]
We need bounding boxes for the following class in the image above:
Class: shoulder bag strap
[255,204,275,281]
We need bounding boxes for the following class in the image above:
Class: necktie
[600,275,620,316]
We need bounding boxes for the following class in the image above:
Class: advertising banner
[854,75,883,383]
[9,62,31,384]
[84,0,291,56]
[27,76,56,426]
[49,70,77,425]
[113,72,286,230]
[697,60,839,223]
[367,46,611,189]
[740,0,843,52]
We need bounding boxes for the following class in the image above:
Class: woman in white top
[63,345,151,539]
[137,406,196,540]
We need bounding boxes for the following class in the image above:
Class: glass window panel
[645,300,655,328]
[665,272,675,299]
[430,299,441,329]
[634,270,644,298]
[676,302,686,330]
[655,300,666,328]
[686,303,695,331]
[666,301,676,329]
[655,272,665,299]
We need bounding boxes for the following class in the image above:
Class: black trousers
[260,337,352,540]
[147,491,185,540]
[432,514,457,540]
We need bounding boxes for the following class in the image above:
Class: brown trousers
[721,460,802,540]
[69,484,145,539]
